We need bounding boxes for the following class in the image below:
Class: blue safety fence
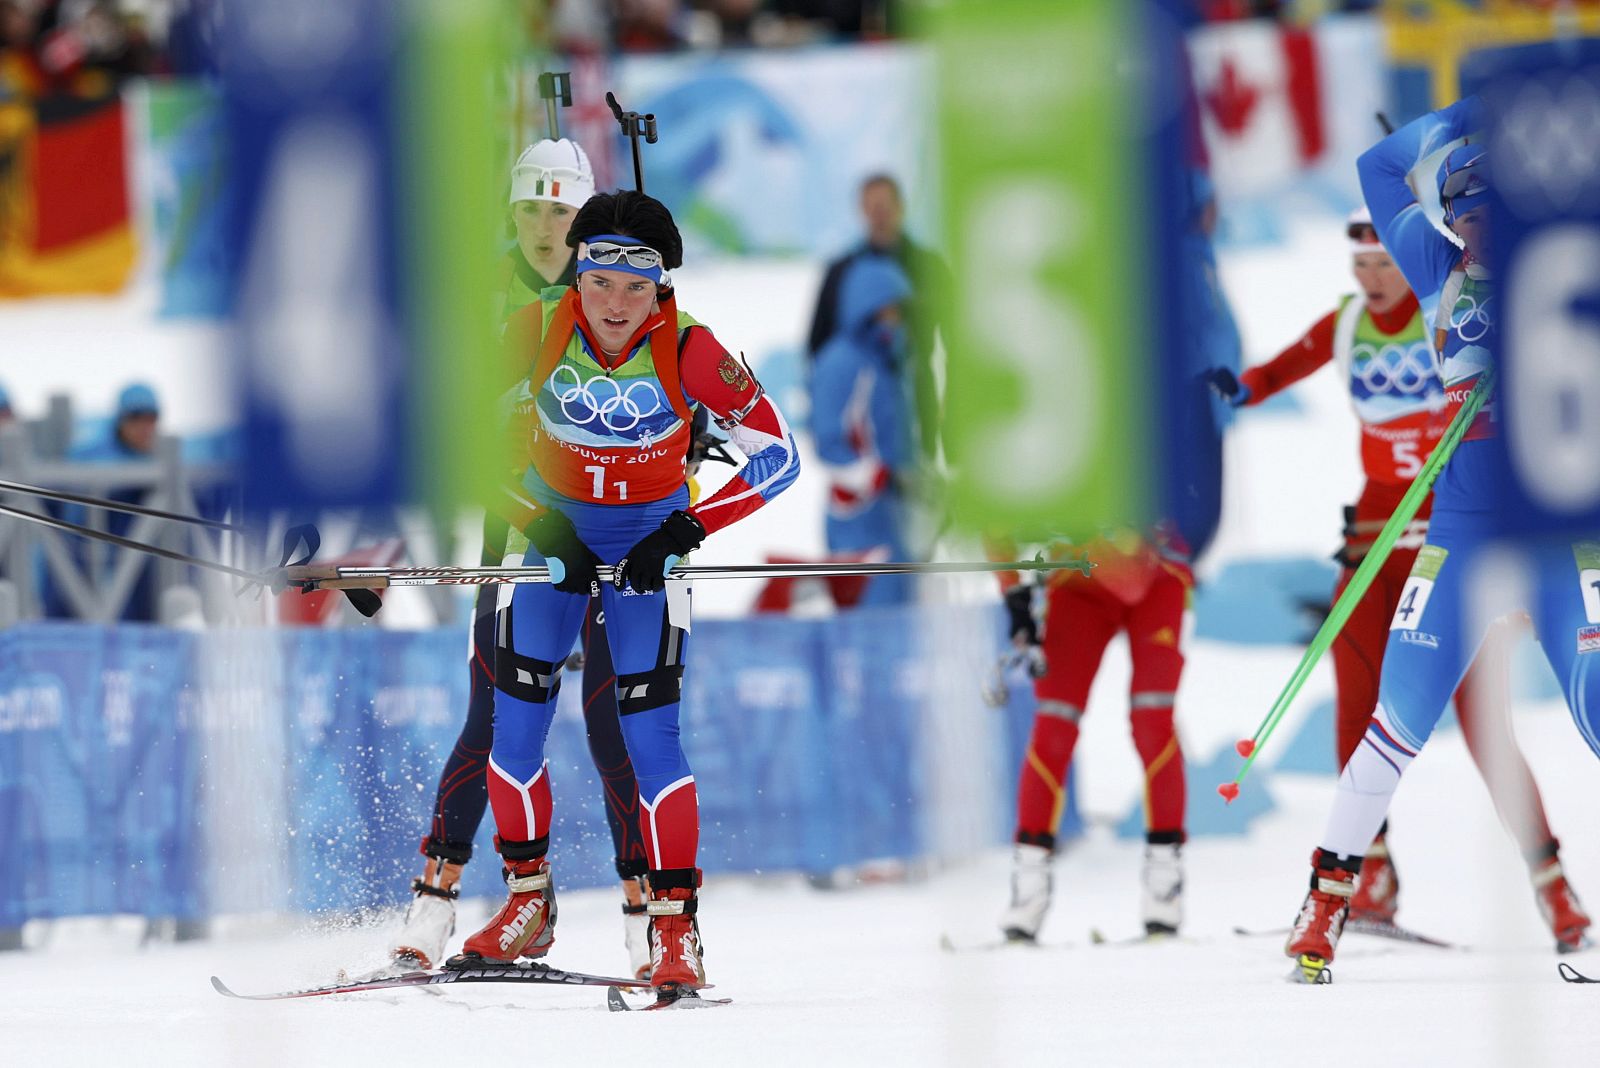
[0,605,1073,924]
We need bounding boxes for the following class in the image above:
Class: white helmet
[1347,205,1382,252]
[509,138,594,210]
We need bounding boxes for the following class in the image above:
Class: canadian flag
[1188,21,1325,197]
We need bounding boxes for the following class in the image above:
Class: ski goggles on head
[1440,153,1488,224]
[576,235,668,284]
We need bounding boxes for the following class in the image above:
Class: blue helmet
[1436,144,1488,225]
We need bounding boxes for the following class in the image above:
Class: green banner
[400,0,519,511]
[930,0,1150,539]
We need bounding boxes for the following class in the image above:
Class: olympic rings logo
[549,366,664,433]
[1350,341,1436,395]
[1450,294,1494,344]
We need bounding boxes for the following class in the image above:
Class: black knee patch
[616,856,648,880]
[421,836,474,865]
[1016,830,1055,851]
[616,664,685,716]
[1526,837,1561,866]
[494,610,564,704]
[649,866,702,891]
[497,835,549,862]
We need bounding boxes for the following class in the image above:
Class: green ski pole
[1217,369,1496,803]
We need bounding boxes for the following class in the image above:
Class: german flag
[0,93,137,298]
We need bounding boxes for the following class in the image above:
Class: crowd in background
[1,0,1499,88]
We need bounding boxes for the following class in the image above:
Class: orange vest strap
[530,288,581,392]
[651,291,694,424]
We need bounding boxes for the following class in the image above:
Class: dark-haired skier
[451,190,800,1000]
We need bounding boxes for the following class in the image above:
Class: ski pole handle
[1219,370,1496,802]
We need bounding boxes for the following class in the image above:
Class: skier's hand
[1203,366,1250,407]
[524,509,602,595]
[614,510,706,594]
[1004,584,1040,650]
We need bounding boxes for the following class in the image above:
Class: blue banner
[0,605,1074,925]
[221,0,409,511]
[1464,41,1600,536]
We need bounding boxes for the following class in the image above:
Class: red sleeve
[678,326,759,416]
[678,327,801,536]
[1239,310,1337,404]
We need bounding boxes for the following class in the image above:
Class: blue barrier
[0,606,1075,923]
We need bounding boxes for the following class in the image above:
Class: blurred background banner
[0,605,1072,922]
[602,43,935,258]
[1465,40,1600,538]
[222,0,410,512]
[930,0,1151,541]
[141,80,226,319]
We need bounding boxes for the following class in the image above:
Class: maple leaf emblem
[1205,58,1261,137]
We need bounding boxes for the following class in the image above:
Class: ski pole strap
[1226,369,1496,792]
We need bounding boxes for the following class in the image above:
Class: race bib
[1391,545,1448,631]
[1574,541,1600,624]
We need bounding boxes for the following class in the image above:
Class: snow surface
[5,696,1598,1068]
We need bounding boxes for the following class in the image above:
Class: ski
[938,932,1073,953]
[1088,928,1204,948]
[1233,922,1458,951]
[606,985,732,1011]
[211,961,649,1002]
[1343,917,1459,950]
[1558,962,1598,984]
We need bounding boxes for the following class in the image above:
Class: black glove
[1203,366,1250,406]
[524,509,602,595]
[614,510,706,594]
[1004,585,1039,648]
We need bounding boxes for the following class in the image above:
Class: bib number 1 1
[585,465,629,501]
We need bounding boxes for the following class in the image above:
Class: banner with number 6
[1464,41,1600,537]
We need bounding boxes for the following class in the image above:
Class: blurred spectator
[614,0,687,51]
[809,255,917,607]
[808,173,948,460]
[43,382,165,620]
[0,0,161,99]
[0,381,13,427]
[81,380,159,459]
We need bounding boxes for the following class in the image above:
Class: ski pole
[1218,369,1495,803]
[0,475,245,533]
[278,555,1095,592]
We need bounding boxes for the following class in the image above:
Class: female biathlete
[393,139,660,978]
[1285,100,1600,982]
[447,190,799,998]
[1209,209,1588,948]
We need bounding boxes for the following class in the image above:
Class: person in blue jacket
[1284,99,1597,983]
[809,255,918,606]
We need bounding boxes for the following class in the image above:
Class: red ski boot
[646,869,706,998]
[1285,849,1360,984]
[451,839,556,966]
[1348,835,1399,924]
[1532,856,1593,953]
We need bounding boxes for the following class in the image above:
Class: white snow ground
[6,213,1600,1066]
[5,672,1598,1068]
